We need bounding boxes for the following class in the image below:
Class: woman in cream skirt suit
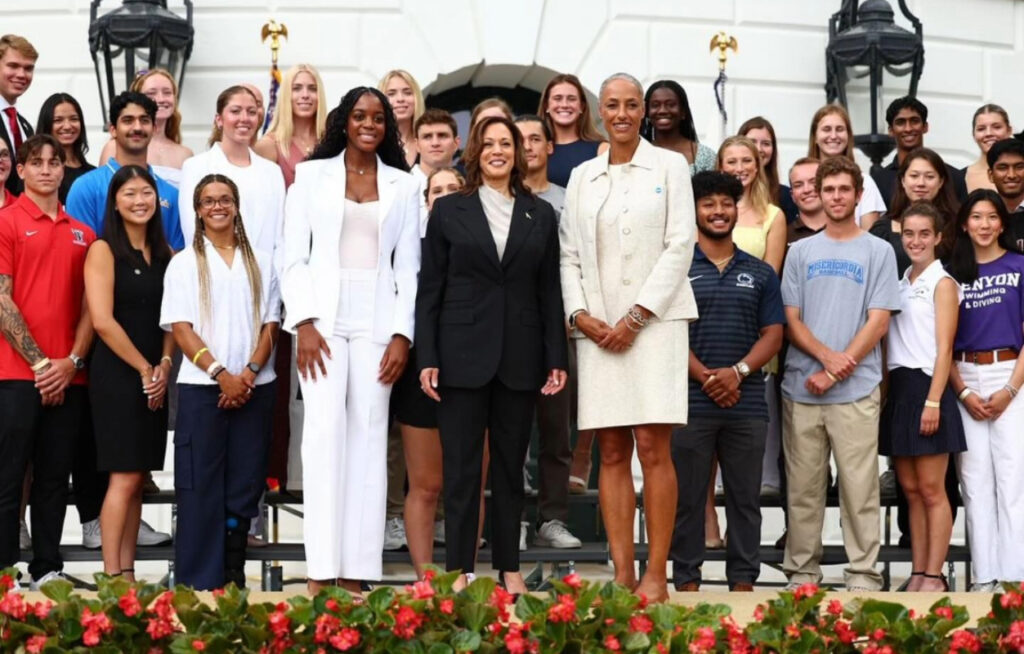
[559,73,697,602]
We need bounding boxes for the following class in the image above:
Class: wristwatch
[246,362,261,374]
[568,309,586,330]
[69,353,85,370]
[735,361,751,378]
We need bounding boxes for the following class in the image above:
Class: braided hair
[309,86,409,171]
[191,173,264,349]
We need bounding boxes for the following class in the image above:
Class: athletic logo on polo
[71,228,87,246]
[160,198,171,209]
[736,272,755,289]
[24,230,37,237]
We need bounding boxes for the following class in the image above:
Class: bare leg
[100,472,144,575]
[634,425,676,603]
[597,427,638,589]
[914,454,953,591]
[120,483,142,582]
[894,457,925,591]
[570,430,595,490]
[402,423,443,579]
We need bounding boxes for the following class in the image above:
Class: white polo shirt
[160,239,281,385]
[887,259,962,376]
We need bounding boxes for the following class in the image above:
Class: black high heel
[923,573,949,592]
[497,572,524,600]
[900,570,924,592]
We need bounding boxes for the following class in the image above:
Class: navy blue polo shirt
[688,245,785,419]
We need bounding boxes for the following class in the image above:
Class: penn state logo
[736,272,755,289]
[71,228,87,246]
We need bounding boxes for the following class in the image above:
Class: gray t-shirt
[781,231,900,404]
[537,183,566,222]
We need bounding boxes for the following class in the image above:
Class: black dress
[91,247,169,471]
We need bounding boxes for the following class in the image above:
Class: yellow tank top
[732,204,781,261]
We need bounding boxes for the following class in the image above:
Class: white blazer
[282,153,421,344]
[178,143,286,272]
[559,138,697,328]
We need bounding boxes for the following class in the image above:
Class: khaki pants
[782,387,883,590]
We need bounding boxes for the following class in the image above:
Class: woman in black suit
[415,115,568,594]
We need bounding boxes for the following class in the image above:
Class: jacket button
[622,227,630,235]
[623,279,631,286]
[625,253,632,260]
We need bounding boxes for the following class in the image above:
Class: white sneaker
[137,520,172,546]
[19,520,31,550]
[534,519,582,549]
[970,581,999,593]
[519,521,529,552]
[30,570,68,591]
[383,517,407,551]
[845,585,877,593]
[82,519,101,549]
[433,520,445,545]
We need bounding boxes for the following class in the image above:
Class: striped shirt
[688,246,785,418]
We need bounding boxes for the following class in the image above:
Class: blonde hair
[808,104,856,160]
[191,174,263,349]
[717,135,772,218]
[131,69,183,144]
[0,34,38,61]
[377,69,425,126]
[265,64,328,158]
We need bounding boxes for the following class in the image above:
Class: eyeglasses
[199,197,235,209]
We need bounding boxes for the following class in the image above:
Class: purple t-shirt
[954,252,1024,352]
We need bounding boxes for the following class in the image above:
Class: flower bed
[2,567,1024,652]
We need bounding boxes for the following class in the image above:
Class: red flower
[563,573,582,589]
[409,579,435,600]
[439,598,454,615]
[30,600,52,620]
[192,639,206,651]
[871,628,886,641]
[752,605,764,621]
[636,593,649,609]
[268,606,291,638]
[950,629,981,653]
[656,643,669,654]
[392,605,426,639]
[785,624,801,639]
[629,614,653,634]
[0,592,27,620]
[0,575,13,593]
[827,599,843,616]
[329,628,361,651]
[792,583,819,601]
[490,586,515,622]
[689,627,717,654]
[314,613,340,643]
[81,606,114,646]
[1002,591,1024,609]
[546,594,577,623]
[604,634,622,651]
[1001,620,1024,650]
[119,588,142,617]
[25,635,47,654]
[504,625,529,654]
[325,598,339,612]
[212,588,225,598]
[834,620,857,645]
[933,606,954,620]
[266,477,280,491]
[488,622,503,635]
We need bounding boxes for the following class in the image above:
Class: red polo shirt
[1,188,14,208]
[0,193,95,384]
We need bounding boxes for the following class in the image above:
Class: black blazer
[415,188,568,391]
[1,109,33,196]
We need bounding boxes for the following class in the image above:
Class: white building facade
[7,0,1024,176]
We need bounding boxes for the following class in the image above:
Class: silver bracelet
[623,315,641,332]
[1004,383,1019,399]
[626,305,648,328]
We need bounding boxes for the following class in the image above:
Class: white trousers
[300,270,390,581]
[955,359,1024,583]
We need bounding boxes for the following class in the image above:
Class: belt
[955,348,1019,365]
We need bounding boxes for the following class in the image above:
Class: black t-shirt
[59,161,97,205]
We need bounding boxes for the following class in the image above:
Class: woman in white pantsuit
[559,74,697,602]
[282,87,420,595]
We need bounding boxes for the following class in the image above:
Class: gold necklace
[710,254,734,268]
[213,243,237,251]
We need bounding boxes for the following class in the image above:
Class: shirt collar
[15,192,69,223]
[0,95,14,112]
[106,158,158,181]
[694,242,752,265]
[588,138,657,181]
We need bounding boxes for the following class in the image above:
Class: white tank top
[338,199,379,269]
[887,259,962,376]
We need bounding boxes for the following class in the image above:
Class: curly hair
[309,87,408,171]
[460,115,530,198]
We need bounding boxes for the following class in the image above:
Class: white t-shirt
[857,173,887,225]
[160,239,281,386]
[178,144,286,272]
[887,259,962,376]
[410,165,429,236]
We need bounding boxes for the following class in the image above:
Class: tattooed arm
[0,273,47,366]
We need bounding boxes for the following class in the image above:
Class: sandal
[568,448,592,494]
[923,573,949,592]
[900,570,924,592]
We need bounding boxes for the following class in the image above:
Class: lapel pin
[526,211,533,220]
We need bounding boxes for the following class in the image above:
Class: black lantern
[88,0,194,127]
[825,0,924,168]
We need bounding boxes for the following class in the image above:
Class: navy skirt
[391,347,438,429]
[879,367,967,457]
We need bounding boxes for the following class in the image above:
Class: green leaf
[859,599,909,624]
[40,578,74,602]
[368,586,398,614]
[428,643,455,654]
[59,616,84,642]
[458,603,494,633]
[450,629,482,652]
[622,631,650,651]
[175,607,206,633]
[515,593,546,622]
[464,576,497,605]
